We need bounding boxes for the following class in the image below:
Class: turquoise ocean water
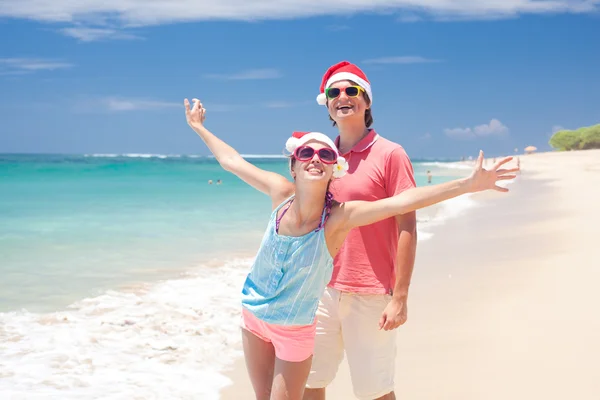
[0,153,470,398]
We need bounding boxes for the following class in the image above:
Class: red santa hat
[316,61,372,106]
[285,131,349,178]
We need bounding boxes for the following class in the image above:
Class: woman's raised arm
[184,98,293,199]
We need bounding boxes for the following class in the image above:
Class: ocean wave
[416,193,479,239]
[496,177,517,188]
[83,153,120,158]
[416,229,434,241]
[206,154,287,159]
[83,153,288,160]
[419,161,473,170]
[240,154,287,159]
[0,258,253,400]
[85,154,177,159]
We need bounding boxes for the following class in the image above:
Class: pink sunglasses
[294,146,337,164]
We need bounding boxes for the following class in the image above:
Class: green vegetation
[549,123,600,151]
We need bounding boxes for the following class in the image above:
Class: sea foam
[0,258,252,400]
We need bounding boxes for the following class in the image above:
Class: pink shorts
[241,308,317,362]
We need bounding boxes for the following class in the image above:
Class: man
[304,61,417,400]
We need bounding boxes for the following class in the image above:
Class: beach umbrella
[524,146,537,154]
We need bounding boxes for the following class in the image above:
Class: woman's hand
[184,98,206,129]
[467,150,519,193]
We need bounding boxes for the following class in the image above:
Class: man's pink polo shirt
[329,129,416,295]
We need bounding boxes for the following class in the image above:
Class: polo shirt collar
[334,129,379,156]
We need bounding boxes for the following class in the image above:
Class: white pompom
[316,93,327,105]
[285,137,298,153]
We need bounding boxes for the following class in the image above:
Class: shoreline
[0,247,259,314]
[220,149,600,399]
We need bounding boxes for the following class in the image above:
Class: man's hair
[328,82,373,128]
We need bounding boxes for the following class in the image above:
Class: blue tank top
[241,195,334,326]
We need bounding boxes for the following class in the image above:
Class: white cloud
[363,56,441,64]
[101,97,180,111]
[264,101,296,109]
[547,125,567,137]
[327,25,350,31]
[263,100,313,108]
[396,13,423,22]
[60,27,142,42]
[92,97,302,112]
[204,104,239,112]
[0,0,597,43]
[0,58,73,74]
[203,68,282,80]
[444,118,509,139]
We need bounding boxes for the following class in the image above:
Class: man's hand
[379,296,408,331]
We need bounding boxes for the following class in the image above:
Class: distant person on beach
[184,97,517,399]
[216,179,222,185]
[427,170,432,184]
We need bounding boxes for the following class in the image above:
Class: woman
[183,98,517,400]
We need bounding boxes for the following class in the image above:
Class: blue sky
[0,1,598,159]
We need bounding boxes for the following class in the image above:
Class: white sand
[221,149,600,399]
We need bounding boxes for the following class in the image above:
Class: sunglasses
[294,145,337,164]
[325,85,364,100]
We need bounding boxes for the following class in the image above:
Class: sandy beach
[220,149,600,400]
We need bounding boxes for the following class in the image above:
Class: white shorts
[305,287,398,400]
